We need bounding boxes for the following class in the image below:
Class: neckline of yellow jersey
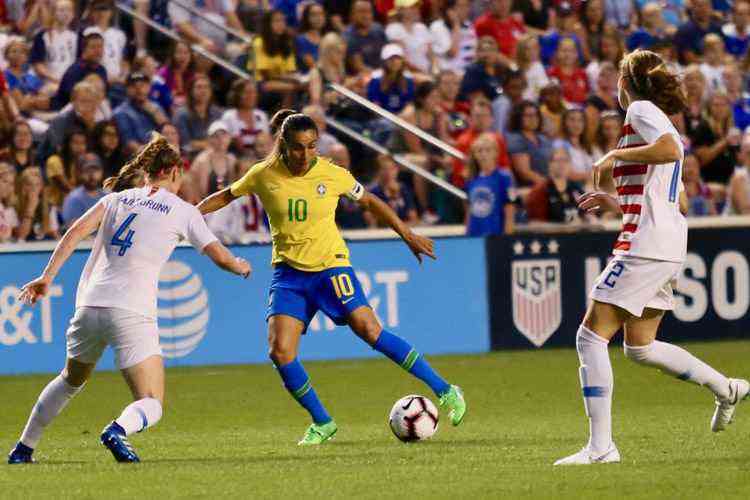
[277,155,319,177]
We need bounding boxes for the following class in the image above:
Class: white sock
[115,398,163,436]
[576,325,614,454]
[19,375,84,449]
[624,341,730,399]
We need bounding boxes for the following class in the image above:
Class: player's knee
[351,317,382,345]
[623,342,654,364]
[268,343,295,366]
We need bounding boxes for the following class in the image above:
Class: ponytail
[622,50,687,115]
[103,132,180,192]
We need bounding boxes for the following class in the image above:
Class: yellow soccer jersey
[230,156,365,272]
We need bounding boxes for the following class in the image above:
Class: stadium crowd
[0,0,749,244]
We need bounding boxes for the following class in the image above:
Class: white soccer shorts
[589,255,683,317]
[66,306,162,369]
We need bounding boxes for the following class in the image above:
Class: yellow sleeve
[253,38,272,80]
[331,165,364,201]
[230,162,262,197]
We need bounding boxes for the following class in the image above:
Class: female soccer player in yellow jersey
[198,113,466,444]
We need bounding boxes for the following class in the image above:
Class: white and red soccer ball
[388,395,439,442]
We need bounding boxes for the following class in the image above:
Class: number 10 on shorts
[330,273,355,299]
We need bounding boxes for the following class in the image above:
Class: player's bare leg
[101,355,165,463]
[623,309,748,432]
[268,315,337,445]
[348,306,465,426]
[554,300,624,466]
[9,358,94,464]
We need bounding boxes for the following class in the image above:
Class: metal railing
[115,3,466,201]
[168,0,253,44]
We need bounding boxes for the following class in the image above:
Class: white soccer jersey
[42,30,78,81]
[76,186,218,319]
[612,100,687,263]
[102,27,127,81]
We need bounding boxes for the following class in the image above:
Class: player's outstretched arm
[197,187,237,215]
[357,192,436,263]
[203,241,251,278]
[19,203,105,305]
[593,133,681,183]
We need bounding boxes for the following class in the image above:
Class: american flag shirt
[613,100,687,263]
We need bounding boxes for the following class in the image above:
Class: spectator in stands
[458,36,503,101]
[3,119,35,173]
[682,152,717,215]
[436,70,468,138]
[14,0,51,37]
[675,0,723,64]
[29,0,77,86]
[592,110,623,161]
[157,41,194,110]
[0,70,21,138]
[221,78,270,157]
[682,65,707,138]
[59,72,111,122]
[465,132,515,236]
[604,0,637,30]
[295,3,328,73]
[581,0,607,58]
[539,79,567,138]
[14,166,58,241]
[513,0,552,31]
[429,0,476,74]
[725,134,750,214]
[474,0,525,67]
[547,37,589,106]
[455,98,509,188]
[539,2,588,67]
[516,34,549,102]
[174,74,224,155]
[302,104,340,156]
[192,120,237,198]
[345,0,388,73]
[39,81,99,163]
[4,37,47,113]
[331,143,368,229]
[252,9,301,109]
[507,100,552,186]
[369,154,419,226]
[585,27,624,92]
[161,122,183,154]
[113,72,169,155]
[386,0,432,75]
[723,0,750,59]
[92,119,127,179]
[627,2,674,51]
[693,92,741,184]
[0,162,17,242]
[491,69,526,134]
[131,54,173,117]
[700,33,729,92]
[45,127,89,211]
[554,108,593,184]
[51,29,107,110]
[525,147,585,222]
[584,61,619,143]
[366,44,415,114]
[309,32,348,108]
[62,153,105,227]
[85,0,128,86]
[253,130,274,159]
[723,64,750,132]
[168,0,248,54]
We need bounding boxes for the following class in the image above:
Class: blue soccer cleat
[8,442,35,464]
[100,421,140,463]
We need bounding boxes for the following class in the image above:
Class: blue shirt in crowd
[295,35,319,72]
[113,99,161,147]
[366,72,415,114]
[466,169,514,237]
[3,69,43,95]
[62,187,105,226]
[370,183,417,222]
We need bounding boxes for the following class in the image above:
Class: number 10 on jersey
[111,214,137,256]
[288,198,307,222]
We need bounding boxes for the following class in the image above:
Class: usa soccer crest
[511,240,562,347]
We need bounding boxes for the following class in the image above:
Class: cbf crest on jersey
[511,240,562,347]
[317,183,327,196]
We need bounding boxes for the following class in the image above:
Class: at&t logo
[158,261,209,358]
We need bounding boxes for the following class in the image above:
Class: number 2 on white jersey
[111,214,137,256]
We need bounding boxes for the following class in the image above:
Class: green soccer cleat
[297,421,338,445]
[439,385,466,426]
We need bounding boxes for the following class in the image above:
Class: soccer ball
[388,395,439,442]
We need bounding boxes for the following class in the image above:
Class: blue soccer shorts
[266,264,370,328]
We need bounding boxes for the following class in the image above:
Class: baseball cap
[79,154,103,171]
[395,0,420,7]
[208,120,229,136]
[381,43,405,61]
[82,26,104,39]
[126,72,149,85]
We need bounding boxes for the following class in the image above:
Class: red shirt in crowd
[452,129,510,189]
[474,14,526,57]
[546,66,589,105]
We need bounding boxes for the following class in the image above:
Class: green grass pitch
[2,340,750,499]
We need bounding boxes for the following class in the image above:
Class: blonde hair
[704,91,735,136]
[103,133,180,191]
[468,133,499,178]
[621,49,687,115]
[16,167,50,231]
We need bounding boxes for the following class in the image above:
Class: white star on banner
[513,241,524,255]
[548,240,560,254]
[530,240,542,255]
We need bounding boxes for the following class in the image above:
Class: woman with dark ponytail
[197,112,466,446]
[9,133,250,465]
[555,50,747,466]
